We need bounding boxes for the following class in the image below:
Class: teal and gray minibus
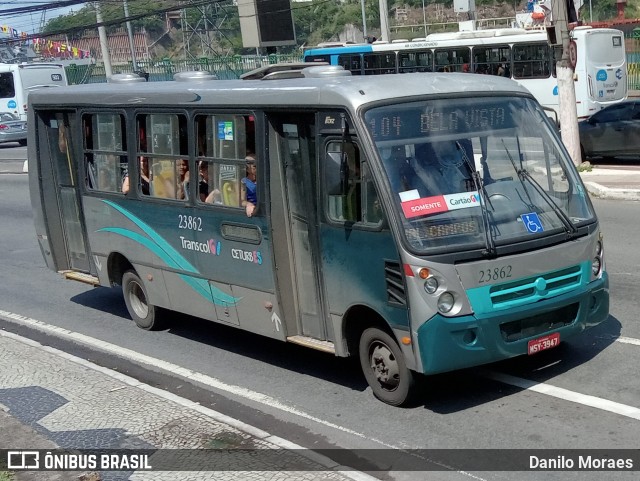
[28,66,609,405]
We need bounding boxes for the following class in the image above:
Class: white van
[0,63,68,121]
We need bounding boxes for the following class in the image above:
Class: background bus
[28,67,608,406]
[304,26,627,120]
[0,62,68,122]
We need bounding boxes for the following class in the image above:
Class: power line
[0,0,88,17]
[0,0,220,44]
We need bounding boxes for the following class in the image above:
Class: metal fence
[65,53,304,85]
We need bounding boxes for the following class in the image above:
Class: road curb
[583,181,640,201]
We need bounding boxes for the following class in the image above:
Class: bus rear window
[586,34,625,64]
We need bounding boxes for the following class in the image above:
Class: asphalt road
[0,158,639,481]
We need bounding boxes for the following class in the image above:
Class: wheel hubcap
[370,342,400,390]
[129,281,149,319]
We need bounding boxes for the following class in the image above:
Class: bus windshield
[364,96,595,254]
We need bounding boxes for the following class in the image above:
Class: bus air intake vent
[500,303,579,342]
[174,71,217,82]
[107,73,147,84]
[302,65,352,78]
[489,265,583,308]
[384,260,406,306]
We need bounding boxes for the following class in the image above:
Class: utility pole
[123,0,138,71]
[360,0,368,39]
[422,0,428,37]
[95,1,112,79]
[550,0,580,165]
[379,0,390,42]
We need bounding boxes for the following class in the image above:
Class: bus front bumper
[415,272,609,375]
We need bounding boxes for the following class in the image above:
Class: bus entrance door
[38,113,91,273]
[268,113,330,343]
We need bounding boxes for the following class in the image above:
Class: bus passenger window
[195,113,256,212]
[135,113,189,200]
[83,113,127,193]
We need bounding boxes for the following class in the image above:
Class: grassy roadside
[0,471,14,481]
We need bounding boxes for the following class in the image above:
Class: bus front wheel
[359,327,415,406]
[122,270,162,330]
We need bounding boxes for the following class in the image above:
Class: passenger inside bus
[241,154,257,217]
[394,141,472,199]
[198,160,210,202]
[497,57,510,77]
[122,156,151,195]
[420,141,472,194]
[176,159,190,200]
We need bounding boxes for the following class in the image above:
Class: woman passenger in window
[176,158,190,200]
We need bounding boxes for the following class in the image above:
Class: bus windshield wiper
[457,141,496,258]
[502,140,578,237]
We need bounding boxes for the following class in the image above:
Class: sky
[0,1,78,36]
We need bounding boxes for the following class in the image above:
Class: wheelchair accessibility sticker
[521,212,544,233]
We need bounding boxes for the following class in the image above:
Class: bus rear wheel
[359,327,415,406]
[122,270,162,330]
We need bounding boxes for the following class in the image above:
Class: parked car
[579,100,640,161]
[0,112,27,146]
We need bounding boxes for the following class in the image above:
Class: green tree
[42,0,178,39]
[581,0,640,21]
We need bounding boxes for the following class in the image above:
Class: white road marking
[0,309,487,480]
[617,336,640,346]
[483,371,640,421]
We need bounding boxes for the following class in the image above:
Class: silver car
[0,112,27,146]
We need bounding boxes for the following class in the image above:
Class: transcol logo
[180,236,221,255]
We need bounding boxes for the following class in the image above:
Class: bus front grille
[489,265,583,308]
[384,260,406,306]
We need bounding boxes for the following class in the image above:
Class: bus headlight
[592,237,604,279]
[592,257,601,277]
[424,277,439,294]
[437,292,455,313]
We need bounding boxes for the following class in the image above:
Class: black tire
[122,270,162,330]
[359,327,415,406]
[18,139,27,146]
[580,145,586,163]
